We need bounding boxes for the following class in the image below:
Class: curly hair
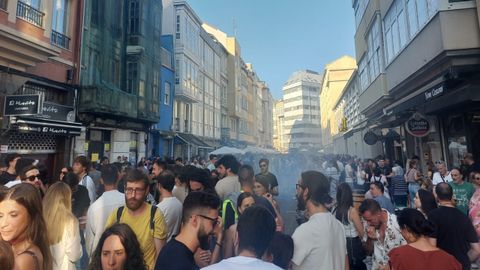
[88,223,147,270]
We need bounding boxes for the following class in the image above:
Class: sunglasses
[197,214,219,227]
[24,174,40,182]
[296,183,304,189]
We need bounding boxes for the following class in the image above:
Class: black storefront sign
[32,102,75,123]
[17,121,81,136]
[4,95,42,116]
[424,85,444,101]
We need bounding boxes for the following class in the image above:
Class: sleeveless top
[343,207,359,238]
[18,250,40,270]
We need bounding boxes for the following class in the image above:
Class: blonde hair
[42,182,77,245]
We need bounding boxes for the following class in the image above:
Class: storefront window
[445,115,467,168]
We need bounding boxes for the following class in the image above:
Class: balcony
[78,85,138,120]
[51,30,70,49]
[174,86,198,103]
[16,1,44,27]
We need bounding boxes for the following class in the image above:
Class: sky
[186,0,357,100]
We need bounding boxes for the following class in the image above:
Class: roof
[284,70,324,86]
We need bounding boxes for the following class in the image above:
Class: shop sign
[4,95,42,116]
[33,102,75,123]
[405,113,430,137]
[0,145,8,153]
[424,85,444,101]
[364,131,378,145]
[17,122,81,136]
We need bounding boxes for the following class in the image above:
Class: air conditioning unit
[126,46,144,55]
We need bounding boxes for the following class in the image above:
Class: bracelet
[215,242,222,247]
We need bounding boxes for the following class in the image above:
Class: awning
[14,118,83,136]
[175,133,214,149]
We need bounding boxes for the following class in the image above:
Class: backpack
[116,205,158,234]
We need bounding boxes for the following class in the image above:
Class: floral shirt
[364,210,406,270]
[469,188,480,237]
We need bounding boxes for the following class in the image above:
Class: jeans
[408,183,420,207]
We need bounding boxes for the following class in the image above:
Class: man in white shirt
[73,156,97,203]
[432,161,453,186]
[156,170,183,241]
[292,170,348,270]
[215,155,241,200]
[85,164,124,256]
[202,206,281,270]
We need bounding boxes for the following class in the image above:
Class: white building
[163,0,225,158]
[281,70,323,151]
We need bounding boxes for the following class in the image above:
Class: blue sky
[186,0,357,100]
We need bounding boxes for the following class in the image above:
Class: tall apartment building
[0,0,83,177]
[319,55,356,153]
[281,70,323,151]
[163,0,226,159]
[203,23,273,148]
[353,0,480,168]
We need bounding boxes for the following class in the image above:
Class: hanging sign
[405,113,430,137]
[364,131,378,145]
[4,95,42,116]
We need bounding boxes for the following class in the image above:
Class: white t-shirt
[202,256,282,270]
[432,171,453,185]
[292,212,346,270]
[157,196,183,241]
[51,218,82,270]
[85,190,124,256]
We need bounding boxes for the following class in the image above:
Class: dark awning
[175,133,214,149]
[14,118,83,136]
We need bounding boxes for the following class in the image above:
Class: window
[384,0,438,64]
[126,62,138,94]
[152,70,159,100]
[20,0,40,9]
[128,0,140,35]
[52,0,67,33]
[0,0,7,10]
[354,0,370,27]
[164,82,171,105]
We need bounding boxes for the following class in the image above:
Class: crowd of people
[1,150,480,270]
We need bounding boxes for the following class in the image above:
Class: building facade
[353,0,480,169]
[280,70,323,151]
[0,0,83,178]
[76,0,163,165]
[163,1,228,160]
[149,34,175,159]
[273,99,285,152]
[319,55,356,153]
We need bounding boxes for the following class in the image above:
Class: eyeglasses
[197,214,219,227]
[24,174,40,182]
[260,164,268,168]
[296,183,304,189]
[125,188,146,195]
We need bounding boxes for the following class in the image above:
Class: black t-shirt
[155,238,198,270]
[428,206,478,270]
[255,172,279,190]
[0,172,17,185]
[72,185,90,218]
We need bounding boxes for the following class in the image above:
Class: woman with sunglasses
[469,171,480,237]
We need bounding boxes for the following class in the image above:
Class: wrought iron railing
[16,1,44,27]
[51,30,70,49]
